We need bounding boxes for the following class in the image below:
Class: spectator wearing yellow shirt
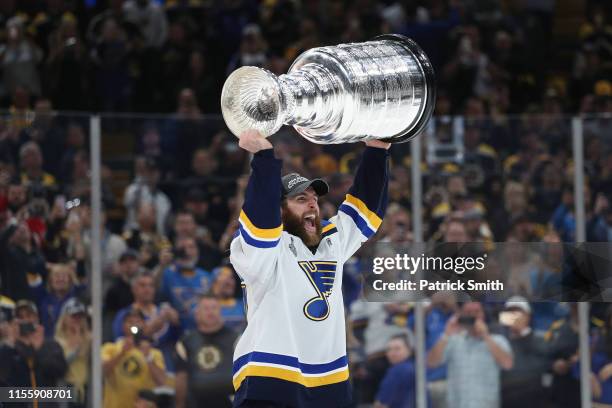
[102,309,167,408]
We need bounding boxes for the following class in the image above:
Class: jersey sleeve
[230,148,283,288]
[329,147,389,263]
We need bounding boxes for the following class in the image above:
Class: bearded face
[282,190,323,247]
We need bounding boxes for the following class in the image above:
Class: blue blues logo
[299,261,337,321]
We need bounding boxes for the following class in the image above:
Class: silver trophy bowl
[221,34,435,144]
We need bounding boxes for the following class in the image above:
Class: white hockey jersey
[230,147,389,407]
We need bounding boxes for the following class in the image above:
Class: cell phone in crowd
[19,322,36,336]
[458,316,476,327]
[54,195,67,217]
[499,311,521,326]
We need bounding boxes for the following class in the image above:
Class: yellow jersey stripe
[344,194,382,229]
[233,365,349,390]
[239,210,283,239]
[321,223,336,233]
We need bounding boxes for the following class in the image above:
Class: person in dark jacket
[0,299,68,393]
[500,297,551,408]
[0,220,47,301]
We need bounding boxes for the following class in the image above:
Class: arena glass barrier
[583,113,612,408]
[415,114,583,408]
[0,109,94,408]
[1,111,604,407]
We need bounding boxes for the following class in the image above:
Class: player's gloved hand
[239,130,273,153]
[365,139,391,150]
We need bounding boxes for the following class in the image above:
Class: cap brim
[286,179,329,198]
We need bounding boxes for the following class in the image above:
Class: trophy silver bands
[221,34,436,144]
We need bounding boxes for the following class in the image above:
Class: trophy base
[221,66,285,138]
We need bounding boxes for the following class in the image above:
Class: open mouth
[303,214,316,233]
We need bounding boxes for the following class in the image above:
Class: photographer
[0,300,67,391]
[428,302,513,408]
[0,217,47,301]
[112,271,180,371]
[499,297,550,408]
[102,309,167,408]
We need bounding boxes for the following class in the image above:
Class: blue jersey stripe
[233,351,348,375]
[233,375,352,408]
[238,225,280,248]
[338,204,375,238]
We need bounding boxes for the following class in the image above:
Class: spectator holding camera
[175,295,238,408]
[123,202,171,269]
[428,301,513,408]
[0,218,37,301]
[102,309,167,408]
[0,300,67,389]
[112,271,180,370]
[499,297,550,408]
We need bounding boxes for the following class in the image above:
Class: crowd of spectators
[0,0,611,407]
[0,0,608,115]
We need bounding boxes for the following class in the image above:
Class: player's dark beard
[282,206,323,248]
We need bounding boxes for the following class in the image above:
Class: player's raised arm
[230,130,283,286]
[331,140,390,262]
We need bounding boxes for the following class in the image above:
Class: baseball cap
[504,296,531,314]
[62,298,87,316]
[15,299,38,315]
[119,249,140,262]
[281,173,329,199]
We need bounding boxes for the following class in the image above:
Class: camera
[458,316,476,327]
[19,322,36,336]
[130,325,150,345]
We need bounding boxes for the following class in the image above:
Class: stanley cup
[221,34,435,144]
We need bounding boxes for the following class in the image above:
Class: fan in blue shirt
[375,334,424,408]
[159,237,212,330]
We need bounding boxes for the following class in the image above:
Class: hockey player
[231,130,390,407]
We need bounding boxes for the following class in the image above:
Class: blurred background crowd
[0,0,610,407]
